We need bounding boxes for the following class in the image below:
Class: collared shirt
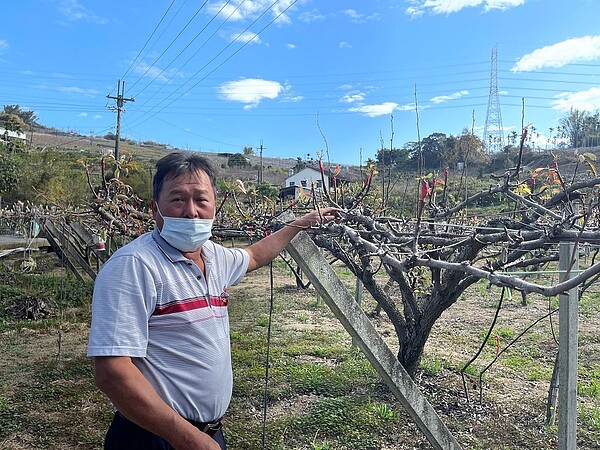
[87,229,249,422]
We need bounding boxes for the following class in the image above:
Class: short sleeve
[203,242,249,288]
[87,254,158,357]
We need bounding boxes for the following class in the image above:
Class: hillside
[24,127,600,195]
[27,128,363,187]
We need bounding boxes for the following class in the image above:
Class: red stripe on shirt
[153,296,227,315]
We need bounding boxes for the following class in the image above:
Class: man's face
[152,170,216,231]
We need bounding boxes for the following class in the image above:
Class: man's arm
[94,356,220,450]
[245,207,338,272]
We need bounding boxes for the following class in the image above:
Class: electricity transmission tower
[483,45,504,153]
[107,80,135,160]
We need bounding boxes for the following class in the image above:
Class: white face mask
[156,206,213,252]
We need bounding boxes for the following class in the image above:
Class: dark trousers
[104,411,227,450]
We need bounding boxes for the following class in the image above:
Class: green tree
[559,108,587,148]
[43,171,89,207]
[0,113,27,133]
[411,133,453,170]
[2,104,38,126]
[376,147,412,171]
[227,153,250,168]
[582,111,600,147]
[243,146,255,156]
[0,149,20,197]
[293,157,306,172]
[442,129,488,168]
[256,182,279,200]
[123,167,153,207]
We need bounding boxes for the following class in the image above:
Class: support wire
[261,260,275,449]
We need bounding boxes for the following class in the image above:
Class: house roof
[285,167,325,181]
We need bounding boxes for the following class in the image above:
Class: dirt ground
[1,253,599,449]
[232,261,600,449]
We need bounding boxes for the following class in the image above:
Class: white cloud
[405,0,525,16]
[280,83,304,103]
[298,9,326,23]
[93,115,102,120]
[512,35,600,72]
[349,102,400,117]
[286,43,296,49]
[58,0,107,24]
[57,86,100,97]
[484,0,526,11]
[208,0,297,24]
[430,90,469,103]
[231,31,261,44]
[551,87,600,112]
[339,41,353,49]
[340,92,366,104]
[78,112,88,117]
[281,95,304,103]
[279,83,304,103]
[0,40,8,54]
[218,78,283,109]
[343,9,380,23]
[132,61,179,83]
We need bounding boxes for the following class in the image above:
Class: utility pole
[107,80,135,161]
[258,140,266,184]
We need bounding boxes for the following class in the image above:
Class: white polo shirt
[87,229,249,422]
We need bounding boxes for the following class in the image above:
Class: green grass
[420,356,445,376]
[3,262,600,449]
[580,291,600,317]
[0,353,105,449]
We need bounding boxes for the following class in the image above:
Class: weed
[420,356,445,376]
[504,354,531,370]
[580,292,600,317]
[297,311,309,322]
[461,363,481,378]
[527,365,552,382]
[256,315,270,327]
[580,403,600,430]
[493,326,515,340]
[368,400,399,421]
[578,367,600,398]
[310,431,333,450]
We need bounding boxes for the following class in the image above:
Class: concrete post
[286,232,462,450]
[353,277,363,348]
[558,242,579,450]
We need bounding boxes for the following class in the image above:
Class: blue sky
[1,0,600,165]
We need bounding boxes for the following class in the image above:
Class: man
[87,151,337,450]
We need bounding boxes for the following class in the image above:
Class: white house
[284,167,329,199]
[0,127,27,142]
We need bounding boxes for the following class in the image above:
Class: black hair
[153,151,217,200]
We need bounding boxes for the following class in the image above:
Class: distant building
[284,167,328,199]
[0,128,27,142]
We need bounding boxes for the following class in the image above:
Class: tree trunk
[398,322,431,377]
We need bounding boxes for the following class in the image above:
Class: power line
[127,0,209,92]
[123,0,192,92]
[128,0,240,103]
[120,0,179,81]
[127,0,293,131]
